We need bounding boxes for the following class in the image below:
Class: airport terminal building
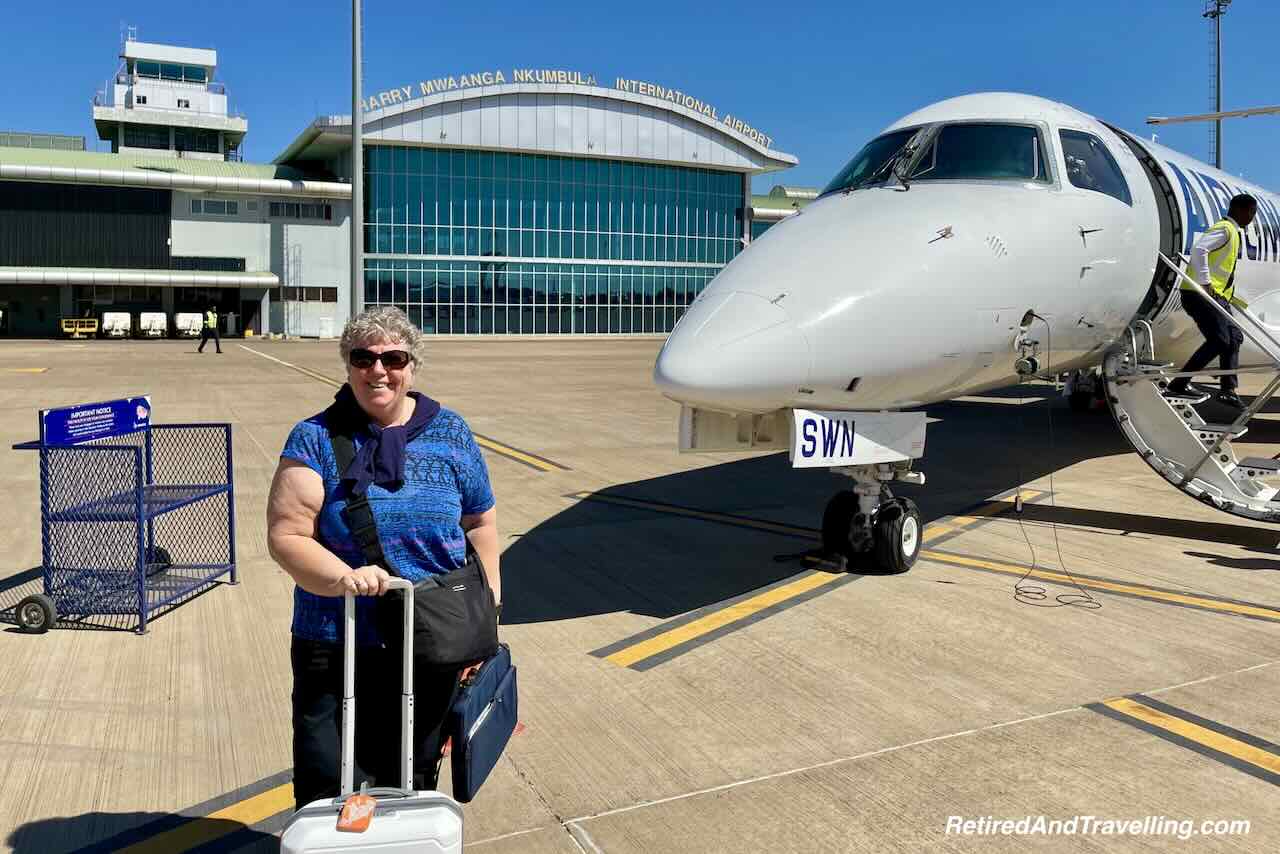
[0,40,351,338]
[0,44,805,337]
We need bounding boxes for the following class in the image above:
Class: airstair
[1103,252,1280,523]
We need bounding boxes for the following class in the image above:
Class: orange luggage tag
[337,785,378,833]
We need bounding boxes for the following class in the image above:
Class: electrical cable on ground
[1011,314,1101,610]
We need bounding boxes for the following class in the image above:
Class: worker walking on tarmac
[198,305,223,354]
[1166,193,1258,410]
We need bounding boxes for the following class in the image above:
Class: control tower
[92,38,247,161]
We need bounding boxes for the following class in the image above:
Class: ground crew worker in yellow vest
[1166,194,1258,410]
[198,305,223,354]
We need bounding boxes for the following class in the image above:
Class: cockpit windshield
[820,129,917,196]
[908,123,1049,183]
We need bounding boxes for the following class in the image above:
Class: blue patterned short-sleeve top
[281,406,495,647]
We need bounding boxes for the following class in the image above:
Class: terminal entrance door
[240,298,261,336]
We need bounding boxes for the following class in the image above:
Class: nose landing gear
[821,463,924,573]
[1066,368,1107,413]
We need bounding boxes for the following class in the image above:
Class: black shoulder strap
[329,428,398,576]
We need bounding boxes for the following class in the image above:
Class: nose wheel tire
[822,492,921,573]
[15,594,56,634]
[874,498,922,574]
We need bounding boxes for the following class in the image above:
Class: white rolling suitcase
[280,578,463,853]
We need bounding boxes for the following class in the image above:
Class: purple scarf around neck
[328,383,441,496]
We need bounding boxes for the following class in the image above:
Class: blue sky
[6,1,1278,192]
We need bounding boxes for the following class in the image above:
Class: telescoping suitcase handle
[341,577,415,797]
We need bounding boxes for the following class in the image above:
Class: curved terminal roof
[276,80,797,175]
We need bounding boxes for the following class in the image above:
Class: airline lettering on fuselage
[799,417,856,459]
[1169,161,1280,263]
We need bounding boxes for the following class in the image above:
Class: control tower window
[123,124,170,150]
[135,62,208,84]
[1059,129,1132,206]
[175,128,219,153]
[909,123,1049,183]
[820,128,917,195]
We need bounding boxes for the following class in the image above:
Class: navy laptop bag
[449,643,518,803]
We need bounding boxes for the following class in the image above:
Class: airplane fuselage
[654,93,1280,415]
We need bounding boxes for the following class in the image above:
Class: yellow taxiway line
[115,783,294,853]
[603,570,846,668]
[588,490,1044,669]
[921,550,1280,623]
[586,487,1280,669]
[238,344,566,471]
[1092,695,1280,785]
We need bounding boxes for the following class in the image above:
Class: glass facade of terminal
[363,146,745,334]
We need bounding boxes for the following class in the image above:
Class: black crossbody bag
[329,428,500,670]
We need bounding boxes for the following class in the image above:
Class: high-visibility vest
[1182,217,1241,302]
[205,310,217,329]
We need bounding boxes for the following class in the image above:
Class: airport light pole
[350,0,364,321]
[1204,0,1231,169]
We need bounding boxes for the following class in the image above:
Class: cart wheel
[147,546,173,577]
[16,594,56,634]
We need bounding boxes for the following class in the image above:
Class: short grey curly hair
[339,306,425,366]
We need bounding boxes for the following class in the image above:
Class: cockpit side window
[1059,130,1132,206]
[820,128,918,196]
[908,123,1050,183]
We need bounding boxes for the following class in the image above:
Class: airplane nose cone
[654,290,810,412]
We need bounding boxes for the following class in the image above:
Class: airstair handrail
[1100,258,1280,523]
[1157,252,1280,363]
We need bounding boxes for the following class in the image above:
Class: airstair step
[1237,457,1280,473]
[1103,298,1280,524]
[1164,389,1211,404]
[1192,423,1247,439]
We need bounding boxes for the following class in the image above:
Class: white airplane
[653,92,1280,573]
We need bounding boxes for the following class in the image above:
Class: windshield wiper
[893,145,916,190]
[844,142,916,193]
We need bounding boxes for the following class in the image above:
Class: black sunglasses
[349,348,413,370]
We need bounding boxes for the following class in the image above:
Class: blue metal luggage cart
[11,396,236,634]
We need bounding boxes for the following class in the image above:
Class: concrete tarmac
[0,337,1276,853]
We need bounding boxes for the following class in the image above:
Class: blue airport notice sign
[40,397,152,446]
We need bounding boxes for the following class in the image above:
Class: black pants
[198,326,222,353]
[1178,291,1242,392]
[291,636,460,811]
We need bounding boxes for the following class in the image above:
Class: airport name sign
[614,78,773,149]
[363,70,773,149]
[364,69,598,111]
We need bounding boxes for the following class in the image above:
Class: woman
[267,306,499,809]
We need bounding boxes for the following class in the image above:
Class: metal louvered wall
[0,181,170,268]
